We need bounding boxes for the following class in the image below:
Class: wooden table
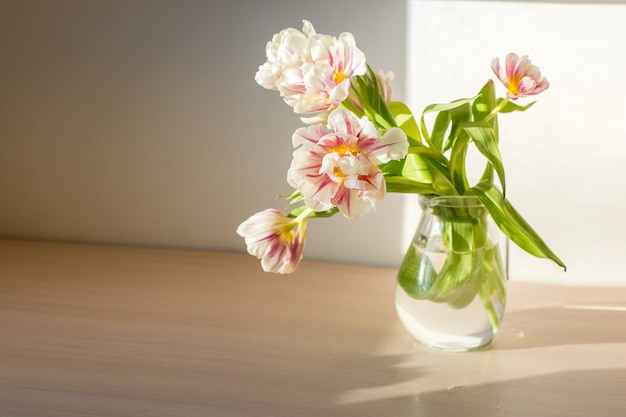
[1,239,625,416]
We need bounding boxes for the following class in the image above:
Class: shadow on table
[494,302,626,350]
[322,304,626,416]
[215,312,626,417]
[336,368,626,417]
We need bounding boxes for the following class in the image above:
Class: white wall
[0,0,408,264]
[2,0,625,286]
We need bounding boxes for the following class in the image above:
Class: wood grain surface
[1,239,625,416]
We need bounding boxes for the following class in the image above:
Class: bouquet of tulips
[236,20,565,297]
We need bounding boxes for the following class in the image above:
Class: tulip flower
[236,208,308,274]
[255,20,366,115]
[254,21,314,91]
[287,107,408,219]
[491,53,549,100]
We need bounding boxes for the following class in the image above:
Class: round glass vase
[395,195,508,352]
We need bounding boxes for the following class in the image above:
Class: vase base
[396,305,494,352]
[416,341,492,353]
[395,284,502,353]
[412,334,493,353]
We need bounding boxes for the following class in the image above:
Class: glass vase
[395,195,508,352]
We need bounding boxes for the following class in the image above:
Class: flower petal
[364,127,409,165]
[236,209,307,274]
[259,23,367,115]
[492,52,549,99]
[287,107,405,220]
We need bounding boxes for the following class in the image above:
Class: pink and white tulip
[491,53,549,100]
[255,21,367,116]
[375,70,394,103]
[287,107,408,220]
[236,209,307,274]
[254,21,314,91]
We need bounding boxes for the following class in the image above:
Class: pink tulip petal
[492,53,549,100]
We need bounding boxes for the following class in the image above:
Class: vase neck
[418,195,487,220]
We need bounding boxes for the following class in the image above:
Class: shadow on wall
[0,0,408,264]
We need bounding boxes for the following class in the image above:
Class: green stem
[480,290,500,331]
[407,146,449,166]
[294,207,315,223]
[483,97,510,123]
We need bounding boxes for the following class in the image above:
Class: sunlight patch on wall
[406,0,626,285]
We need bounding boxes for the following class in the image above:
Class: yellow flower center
[333,166,347,178]
[334,144,359,156]
[329,144,362,179]
[507,76,522,96]
[333,71,346,85]
[278,223,296,243]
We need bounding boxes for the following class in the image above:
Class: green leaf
[472,80,497,124]
[498,98,536,113]
[406,150,457,195]
[420,96,475,149]
[427,220,487,308]
[365,66,397,127]
[385,176,437,194]
[430,111,450,152]
[397,243,438,299]
[472,81,499,184]
[441,102,472,153]
[482,243,507,306]
[461,121,507,194]
[380,144,456,196]
[427,252,481,309]
[373,113,393,129]
[449,131,470,194]
[401,153,434,185]
[421,97,476,116]
[470,182,566,270]
[340,97,365,118]
[407,145,450,167]
[349,66,398,130]
[388,101,421,146]
[379,159,404,177]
